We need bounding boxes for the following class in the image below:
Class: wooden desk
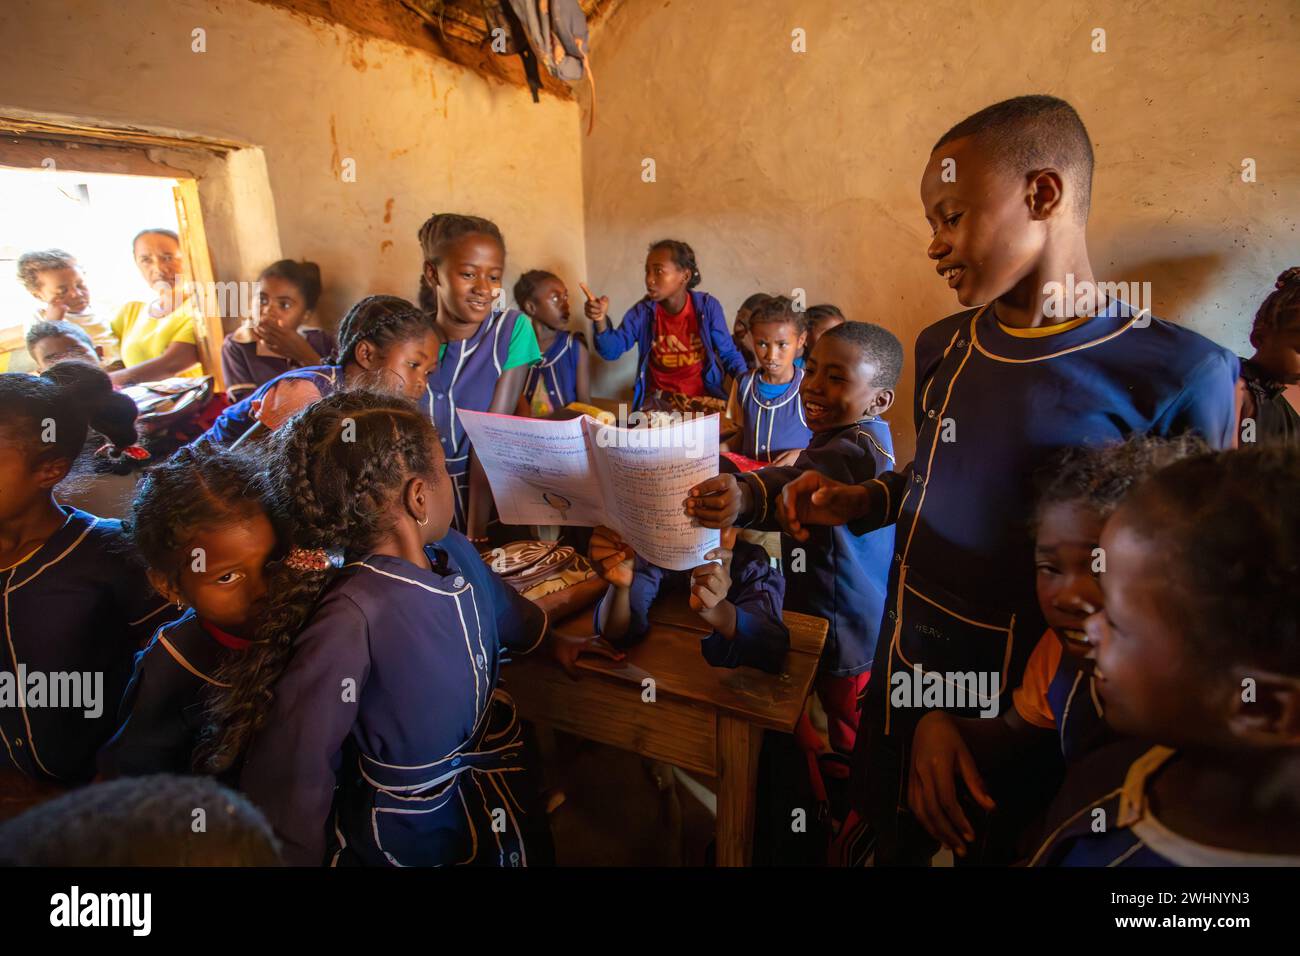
[505,594,828,866]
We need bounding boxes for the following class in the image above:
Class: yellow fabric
[1011,629,1061,729]
[0,546,41,573]
[997,315,1092,338]
[111,299,202,376]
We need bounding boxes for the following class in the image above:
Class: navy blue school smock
[1028,741,1300,867]
[592,291,750,409]
[736,418,896,677]
[97,609,248,777]
[427,309,531,531]
[239,530,548,867]
[1,507,177,782]
[838,301,1238,862]
[522,329,584,415]
[733,367,813,462]
[593,537,790,674]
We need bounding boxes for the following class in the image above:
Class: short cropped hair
[26,320,95,356]
[934,94,1094,216]
[821,321,903,388]
[17,249,77,292]
[0,774,283,866]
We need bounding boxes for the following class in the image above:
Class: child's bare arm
[589,526,635,642]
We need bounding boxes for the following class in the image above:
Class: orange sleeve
[253,378,325,431]
[1012,631,1061,729]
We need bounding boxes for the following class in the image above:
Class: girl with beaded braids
[98,443,279,778]
[198,295,442,446]
[206,391,613,866]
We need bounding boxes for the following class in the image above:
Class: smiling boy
[689,321,903,762]
[695,95,1239,864]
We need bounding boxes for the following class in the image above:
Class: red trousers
[816,669,872,756]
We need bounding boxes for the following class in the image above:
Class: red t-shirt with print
[646,296,706,397]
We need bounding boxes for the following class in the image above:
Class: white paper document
[457,410,720,571]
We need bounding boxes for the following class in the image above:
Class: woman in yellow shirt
[109,229,202,386]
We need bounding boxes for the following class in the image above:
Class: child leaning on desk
[588,525,790,674]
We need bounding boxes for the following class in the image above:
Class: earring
[417,514,429,527]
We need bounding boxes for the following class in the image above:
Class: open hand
[907,711,996,858]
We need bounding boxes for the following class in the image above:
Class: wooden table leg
[715,714,761,867]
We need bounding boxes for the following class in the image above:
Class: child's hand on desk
[589,525,635,588]
[689,546,732,612]
[908,711,997,858]
[550,631,625,680]
[777,471,871,542]
[684,474,749,528]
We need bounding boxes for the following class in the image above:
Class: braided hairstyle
[0,363,138,473]
[329,294,440,372]
[128,441,272,586]
[197,390,443,773]
[416,213,506,312]
[647,239,701,290]
[1250,266,1300,337]
[1118,446,1300,677]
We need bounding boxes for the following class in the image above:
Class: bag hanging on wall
[505,0,597,132]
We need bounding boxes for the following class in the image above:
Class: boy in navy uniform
[693,96,1239,864]
[688,321,902,759]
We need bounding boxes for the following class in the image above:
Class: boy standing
[698,96,1239,864]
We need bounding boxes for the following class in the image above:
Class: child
[688,321,901,758]
[16,249,120,365]
[221,259,334,403]
[908,434,1204,860]
[584,239,750,409]
[419,213,541,540]
[201,391,600,866]
[0,363,177,784]
[730,292,773,372]
[98,444,277,777]
[1030,447,1300,866]
[1238,266,1300,447]
[514,269,590,416]
[752,95,1239,864]
[0,774,282,866]
[200,295,439,445]
[589,525,789,673]
[804,304,845,360]
[26,320,102,372]
[726,296,812,465]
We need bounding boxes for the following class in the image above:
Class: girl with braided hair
[199,295,441,446]
[1238,266,1300,447]
[99,443,279,778]
[418,213,541,540]
[206,391,604,866]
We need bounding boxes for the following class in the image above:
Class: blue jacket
[593,290,749,408]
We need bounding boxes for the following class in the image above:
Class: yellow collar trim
[997,314,1093,338]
